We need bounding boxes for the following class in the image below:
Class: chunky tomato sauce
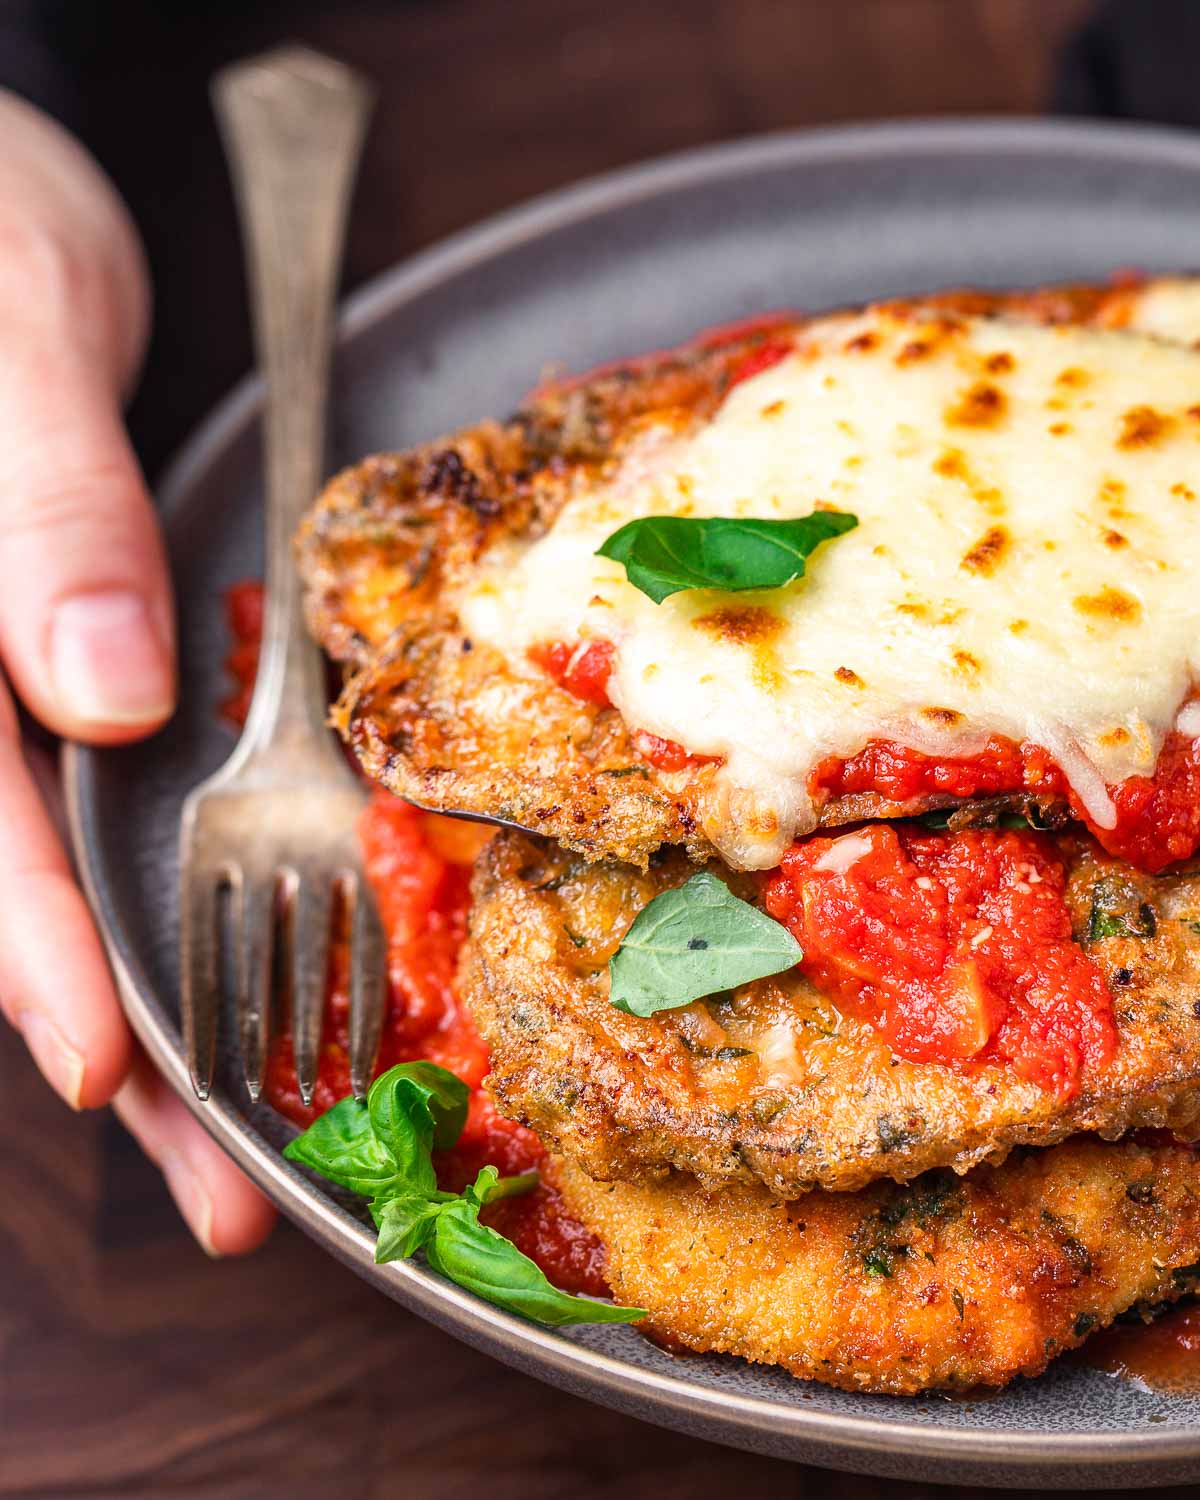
[763,824,1116,1096]
[726,338,794,388]
[223,582,608,1295]
[811,731,1200,875]
[526,639,615,707]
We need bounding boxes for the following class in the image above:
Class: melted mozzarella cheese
[1125,277,1200,346]
[460,308,1200,868]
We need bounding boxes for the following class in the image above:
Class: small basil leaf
[597,512,858,604]
[915,808,953,830]
[464,1165,540,1209]
[375,1194,444,1262]
[426,1200,645,1327]
[362,1063,468,1198]
[609,870,802,1017]
[1087,887,1158,943]
[283,1096,404,1199]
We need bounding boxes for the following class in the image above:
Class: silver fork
[179,46,384,1106]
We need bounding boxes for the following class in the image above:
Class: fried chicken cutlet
[551,1135,1200,1395]
[463,828,1200,1196]
[299,276,1200,872]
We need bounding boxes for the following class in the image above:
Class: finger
[0,96,169,743]
[114,1054,277,1256]
[0,700,131,1106]
[0,337,175,743]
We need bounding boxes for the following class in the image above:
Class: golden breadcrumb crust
[551,1136,1200,1394]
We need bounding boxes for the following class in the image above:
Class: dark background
[4,1,1200,1495]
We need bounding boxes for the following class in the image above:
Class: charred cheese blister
[460,309,1200,869]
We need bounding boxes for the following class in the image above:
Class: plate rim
[64,115,1200,1481]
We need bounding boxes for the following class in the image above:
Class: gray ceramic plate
[66,119,1200,1488]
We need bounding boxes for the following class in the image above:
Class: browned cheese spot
[834,666,864,687]
[897,339,934,365]
[985,351,1015,375]
[1172,482,1197,501]
[921,706,963,727]
[1009,618,1029,635]
[844,331,879,354]
[952,650,982,677]
[1073,586,1142,624]
[1099,476,1130,520]
[694,606,785,647]
[1102,529,1129,549]
[1118,405,1175,449]
[1099,725,1132,748]
[961,525,1009,575]
[1056,366,1090,388]
[945,381,1007,429]
[932,447,1005,514]
[893,316,963,367]
[1048,422,1072,436]
[761,399,786,418]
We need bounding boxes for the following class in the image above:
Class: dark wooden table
[10,2,1189,1495]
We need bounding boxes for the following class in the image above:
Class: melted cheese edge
[460,304,1200,868]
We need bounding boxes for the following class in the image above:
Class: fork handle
[213,47,374,758]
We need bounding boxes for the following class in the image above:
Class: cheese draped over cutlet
[459,310,1200,868]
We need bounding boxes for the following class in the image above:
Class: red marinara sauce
[763,824,1116,1097]
[222,581,608,1295]
[811,730,1200,875]
[1076,1302,1200,1395]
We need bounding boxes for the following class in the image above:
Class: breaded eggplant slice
[464,829,1200,1197]
[299,277,1184,870]
[552,1136,1200,1395]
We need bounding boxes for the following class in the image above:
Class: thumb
[0,331,175,742]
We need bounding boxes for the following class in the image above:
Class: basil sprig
[284,1062,645,1328]
[597,511,858,604]
[609,870,802,1017]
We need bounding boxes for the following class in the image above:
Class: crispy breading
[299,279,1158,869]
[551,1137,1200,1394]
[464,829,1200,1196]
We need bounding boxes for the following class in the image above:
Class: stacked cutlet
[298,276,1200,1393]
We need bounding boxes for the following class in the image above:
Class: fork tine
[233,876,275,1103]
[346,875,386,1099]
[180,862,227,1101]
[290,877,333,1107]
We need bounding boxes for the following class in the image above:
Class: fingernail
[160,1150,220,1257]
[17,1009,85,1108]
[49,589,174,726]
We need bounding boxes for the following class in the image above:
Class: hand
[0,91,274,1254]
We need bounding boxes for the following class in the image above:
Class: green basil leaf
[597,512,858,604]
[426,1200,645,1327]
[364,1061,470,1198]
[464,1164,540,1209]
[283,1096,404,1199]
[375,1194,445,1262]
[368,1060,470,1154]
[286,1061,470,1202]
[1086,887,1158,943]
[609,870,802,1017]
